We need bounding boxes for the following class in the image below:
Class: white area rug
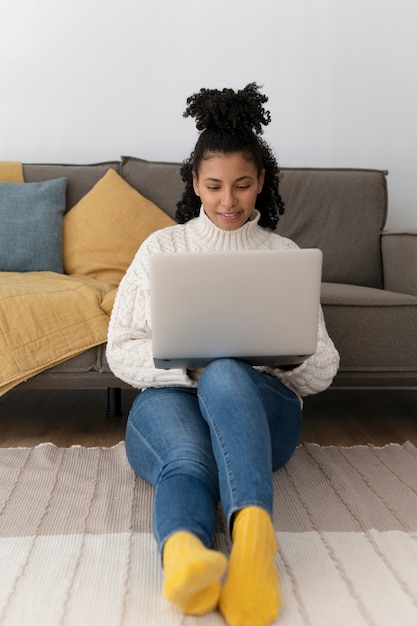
[0,442,416,626]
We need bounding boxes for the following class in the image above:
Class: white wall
[1,0,416,229]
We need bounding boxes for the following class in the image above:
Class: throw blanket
[0,272,116,396]
[0,161,24,182]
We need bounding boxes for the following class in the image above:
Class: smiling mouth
[219,211,241,218]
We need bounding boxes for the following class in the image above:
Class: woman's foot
[219,506,281,626]
[163,531,228,615]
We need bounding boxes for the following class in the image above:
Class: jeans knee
[200,358,250,389]
[204,357,244,374]
[159,451,219,498]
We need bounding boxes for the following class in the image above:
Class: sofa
[1,157,416,415]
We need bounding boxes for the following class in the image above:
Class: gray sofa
[11,157,417,410]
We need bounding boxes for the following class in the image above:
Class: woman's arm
[106,249,193,390]
[264,308,340,398]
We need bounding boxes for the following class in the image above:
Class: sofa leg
[107,387,122,417]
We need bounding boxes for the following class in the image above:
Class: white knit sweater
[107,208,340,397]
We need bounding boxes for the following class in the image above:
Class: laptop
[150,248,322,369]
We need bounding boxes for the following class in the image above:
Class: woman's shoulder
[121,222,188,285]
[138,222,189,255]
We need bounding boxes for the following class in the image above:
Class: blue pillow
[0,178,68,272]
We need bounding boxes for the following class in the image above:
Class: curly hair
[175,83,285,230]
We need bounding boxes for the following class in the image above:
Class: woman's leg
[197,358,302,626]
[125,387,227,614]
[125,387,220,549]
[197,358,302,527]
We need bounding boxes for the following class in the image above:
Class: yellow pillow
[63,169,175,286]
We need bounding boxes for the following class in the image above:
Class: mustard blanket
[0,161,24,182]
[0,272,116,396]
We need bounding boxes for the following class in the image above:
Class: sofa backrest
[120,158,388,289]
[23,157,388,289]
[23,161,120,210]
[277,168,388,288]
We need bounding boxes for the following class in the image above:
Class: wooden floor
[0,387,416,448]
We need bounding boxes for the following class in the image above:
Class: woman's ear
[257,169,266,194]
[192,171,200,197]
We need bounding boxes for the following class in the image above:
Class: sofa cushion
[120,156,183,219]
[0,178,67,273]
[23,161,119,210]
[277,168,388,288]
[63,169,175,286]
[321,282,417,375]
[121,160,387,288]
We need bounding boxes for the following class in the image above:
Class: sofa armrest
[381,229,417,296]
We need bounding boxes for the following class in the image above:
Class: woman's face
[192,152,265,231]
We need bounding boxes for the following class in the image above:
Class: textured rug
[0,442,416,626]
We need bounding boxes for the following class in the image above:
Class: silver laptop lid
[150,249,322,369]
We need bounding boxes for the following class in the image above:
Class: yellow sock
[219,506,281,626]
[162,531,228,615]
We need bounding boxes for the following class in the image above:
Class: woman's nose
[221,188,236,208]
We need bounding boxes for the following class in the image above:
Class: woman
[107,83,339,626]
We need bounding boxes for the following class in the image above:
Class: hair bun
[183,83,271,135]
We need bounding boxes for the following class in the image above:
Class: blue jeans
[125,358,302,552]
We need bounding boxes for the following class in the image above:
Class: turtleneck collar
[186,206,271,251]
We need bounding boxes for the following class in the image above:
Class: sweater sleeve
[106,246,194,390]
[259,307,340,398]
